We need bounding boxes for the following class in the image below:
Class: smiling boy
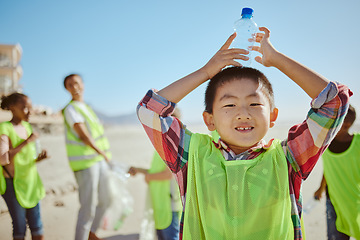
[137,27,351,239]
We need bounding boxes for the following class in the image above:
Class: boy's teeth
[237,127,252,130]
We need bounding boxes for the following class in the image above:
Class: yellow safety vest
[323,133,360,239]
[183,133,293,240]
[0,121,45,208]
[148,152,181,229]
[62,101,111,171]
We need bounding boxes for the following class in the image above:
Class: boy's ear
[269,108,278,128]
[203,111,216,131]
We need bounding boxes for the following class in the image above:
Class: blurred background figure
[314,104,360,240]
[0,92,48,240]
[62,74,112,240]
[129,108,182,240]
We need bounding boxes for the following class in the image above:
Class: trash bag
[101,161,134,231]
[139,189,157,240]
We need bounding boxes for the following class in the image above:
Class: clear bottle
[35,139,42,158]
[233,7,258,67]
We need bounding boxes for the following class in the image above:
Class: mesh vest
[0,121,45,208]
[62,101,111,171]
[184,133,293,240]
[148,152,182,229]
[323,133,360,239]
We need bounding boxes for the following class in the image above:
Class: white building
[0,44,23,96]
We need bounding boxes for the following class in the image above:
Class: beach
[0,121,357,240]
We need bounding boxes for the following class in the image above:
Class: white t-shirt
[63,101,97,128]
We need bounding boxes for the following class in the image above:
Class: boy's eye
[224,104,235,108]
[250,103,262,106]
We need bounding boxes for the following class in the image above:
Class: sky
[1,0,360,126]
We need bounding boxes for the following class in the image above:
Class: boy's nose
[236,109,251,120]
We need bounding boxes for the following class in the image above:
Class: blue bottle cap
[241,7,254,16]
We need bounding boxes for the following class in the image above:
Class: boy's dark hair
[344,104,356,126]
[64,73,81,89]
[1,92,28,110]
[204,67,274,113]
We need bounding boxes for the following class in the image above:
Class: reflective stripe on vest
[65,135,106,146]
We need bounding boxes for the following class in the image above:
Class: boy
[137,27,351,239]
[314,105,359,239]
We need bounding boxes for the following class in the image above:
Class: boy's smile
[203,78,278,155]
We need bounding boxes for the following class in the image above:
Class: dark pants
[2,178,43,239]
[156,212,180,240]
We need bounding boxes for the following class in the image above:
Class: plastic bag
[101,161,134,231]
[139,189,157,240]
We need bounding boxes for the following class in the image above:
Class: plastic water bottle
[35,139,41,158]
[232,7,258,67]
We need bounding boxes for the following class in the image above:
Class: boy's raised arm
[253,27,328,99]
[253,27,351,181]
[157,33,248,103]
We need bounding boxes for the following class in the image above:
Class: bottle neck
[241,14,252,19]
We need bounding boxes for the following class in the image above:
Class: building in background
[0,44,23,96]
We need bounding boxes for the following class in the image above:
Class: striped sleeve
[284,82,351,179]
[137,89,193,198]
[283,82,351,240]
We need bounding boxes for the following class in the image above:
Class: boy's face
[203,78,278,155]
[65,75,84,100]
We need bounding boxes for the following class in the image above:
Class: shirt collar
[212,138,274,160]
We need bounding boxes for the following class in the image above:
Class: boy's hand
[157,33,249,103]
[251,27,278,67]
[202,33,250,79]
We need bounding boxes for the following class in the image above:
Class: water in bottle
[232,7,258,67]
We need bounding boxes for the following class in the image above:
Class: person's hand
[251,27,278,67]
[36,150,49,162]
[128,167,138,176]
[201,33,250,79]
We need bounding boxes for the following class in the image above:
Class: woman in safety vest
[0,93,48,240]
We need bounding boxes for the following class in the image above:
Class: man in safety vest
[62,74,112,240]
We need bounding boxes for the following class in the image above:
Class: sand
[0,122,356,240]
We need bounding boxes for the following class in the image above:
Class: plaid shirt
[137,81,351,240]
